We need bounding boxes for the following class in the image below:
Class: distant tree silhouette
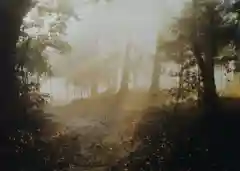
[155,0,240,111]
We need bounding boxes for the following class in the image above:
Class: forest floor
[43,90,174,170]
[41,85,240,171]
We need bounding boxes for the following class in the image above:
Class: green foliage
[153,0,240,104]
[8,1,81,169]
[157,0,240,63]
[16,0,77,80]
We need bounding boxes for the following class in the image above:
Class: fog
[52,0,186,75]
[36,0,232,163]
[37,0,192,104]
[67,0,185,57]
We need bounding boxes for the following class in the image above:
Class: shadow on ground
[0,104,85,171]
[111,97,240,171]
[5,91,240,171]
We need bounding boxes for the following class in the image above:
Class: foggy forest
[2,0,240,170]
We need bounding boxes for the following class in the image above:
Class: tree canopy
[16,0,79,82]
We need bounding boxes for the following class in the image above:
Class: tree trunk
[201,62,218,107]
[150,54,161,94]
[0,2,33,170]
[193,1,218,112]
[194,42,218,111]
[132,71,138,88]
[119,45,130,93]
[119,67,129,93]
[0,5,27,170]
[202,8,219,110]
[0,6,23,123]
[91,83,98,97]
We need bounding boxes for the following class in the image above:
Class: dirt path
[42,92,172,170]
[44,104,139,170]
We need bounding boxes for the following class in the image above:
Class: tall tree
[17,0,76,84]
[0,0,78,128]
[119,44,131,93]
[157,0,240,110]
[150,36,168,94]
[0,0,34,123]
[149,53,161,94]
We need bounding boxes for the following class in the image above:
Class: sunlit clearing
[25,0,191,163]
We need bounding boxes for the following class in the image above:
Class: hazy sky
[42,0,188,78]
[29,0,233,77]
[67,0,187,58]
[27,0,190,75]
[33,0,190,101]
[37,0,231,102]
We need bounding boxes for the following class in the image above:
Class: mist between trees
[2,0,240,171]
